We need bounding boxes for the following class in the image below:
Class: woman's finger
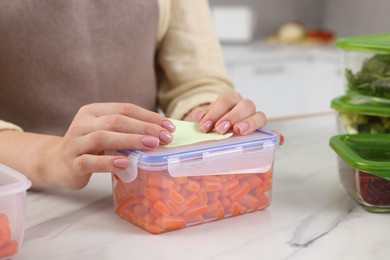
[71,154,130,177]
[68,114,174,143]
[74,103,175,132]
[232,112,267,135]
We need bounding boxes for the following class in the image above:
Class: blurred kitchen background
[208,0,390,119]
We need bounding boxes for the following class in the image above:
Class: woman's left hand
[184,91,267,135]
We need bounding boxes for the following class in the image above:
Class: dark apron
[0,0,158,135]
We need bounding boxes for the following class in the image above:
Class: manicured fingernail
[200,120,213,132]
[161,120,176,132]
[159,131,173,143]
[196,111,207,122]
[235,122,249,134]
[216,121,231,134]
[141,136,159,148]
[114,158,129,168]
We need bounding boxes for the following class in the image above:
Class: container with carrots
[0,164,31,259]
[110,130,279,234]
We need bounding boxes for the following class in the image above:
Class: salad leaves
[346,54,390,99]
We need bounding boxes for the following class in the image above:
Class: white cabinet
[223,45,343,119]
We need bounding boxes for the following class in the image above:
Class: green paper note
[165,119,233,148]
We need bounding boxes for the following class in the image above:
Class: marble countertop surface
[16,114,390,260]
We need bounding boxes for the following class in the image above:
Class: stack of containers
[329,34,390,212]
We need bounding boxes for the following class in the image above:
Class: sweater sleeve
[156,0,234,120]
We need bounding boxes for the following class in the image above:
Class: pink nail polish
[159,131,173,143]
[142,136,159,148]
[235,122,249,134]
[201,120,213,132]
[114,158,129,168]
[161,120,176,132]
[216,121,231,134]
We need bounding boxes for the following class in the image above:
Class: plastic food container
[336,34,390,103]
[0,164,31,259]
[331,94,390,134]
[330,134,390,212]
[110,130,279,234]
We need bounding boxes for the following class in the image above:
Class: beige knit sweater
[0,0,233,132]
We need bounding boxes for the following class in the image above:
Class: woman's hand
[184,92,267,135]
[39,103,176,189]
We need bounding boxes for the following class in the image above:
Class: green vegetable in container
[346,54,390,99]
[339,112,390,134]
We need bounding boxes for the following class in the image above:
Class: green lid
[336,34,390,53]
[331,94,390,117]
[330,134,390,180]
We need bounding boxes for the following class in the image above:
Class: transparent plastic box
[331,94,390,134]
[330,134,390,212]
[110,130,279,234]
[0,164,31,259]
[336,34,390,103]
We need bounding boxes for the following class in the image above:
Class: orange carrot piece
[229,182,250,201]
[184,180,201,192]
[263,180,272,192]
[173,176,187,184]
[258,195,270,207]
[204,201,224,219]
[152,200,171,217]
[207,191,220,203]
[239,193,260,210]
[115,193,139,215]
[144,186,163,202]
[197,189,208,205]
[143,223,162,234]
[183,194,199,208]
[164,199,184,216]
[168,189,184,204]
[230,202,241,216]
[243,175,263,189]
[202,180,222,192]
[155,216,186,231]
[0,240,18,258]
[221,180,240,195]
[147,176,175,190]
[0,214,11,241]
[183,204,209,219]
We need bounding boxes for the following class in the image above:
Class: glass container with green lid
[331,94,390,134]
[336,34,390,101]
[330,134,390,212]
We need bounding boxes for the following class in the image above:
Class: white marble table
[17,114,390,260]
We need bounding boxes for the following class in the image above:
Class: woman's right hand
[49,103,176,189]
[0,103,176,190]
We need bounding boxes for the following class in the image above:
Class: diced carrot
[239,194,260,210]
[147,176,175,190]
[207,191,220,203]
[242,175,263,189]
[229,182,250,201]
[164,199,184,216]
[198,189,208,205]
[204,201,224,219]
[263,180,272,192]
[152,200,171,217]
[132,204,148,216]
[168,189,185,204]
[263,171,273,180]
[143,223,162,234]
[0,214,11,241]
[183,180,201,192]
[144,186,163,202]
[221,180,239,193]
[0,240,18,258]
[230,202,241,216]
[202,180,222,192]
[155,216,186,231]
[183,194,199,208]
[258,195,270,207]
[114,193,138,215]
[172,176,187,184]
[183,205,209,219]
[184,214,204,225]
[253,186,264,198]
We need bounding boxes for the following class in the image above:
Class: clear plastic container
[331,94,390,134]
[0,164,31,259]
[336,34,390,103]
[110,130,279,234]
[330,134,390,212]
